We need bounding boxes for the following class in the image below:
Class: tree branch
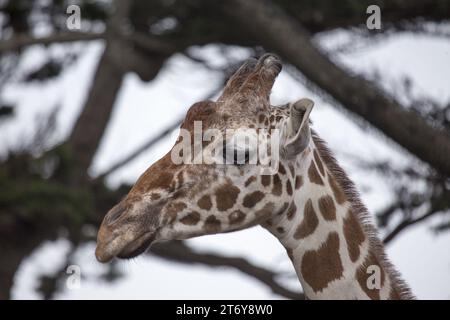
[94,80,224,181]
[0,29,173,57]
[94,117,183,181]
[0,173,304,299]
[151,241,304,300]
[68,0,170,180]
[67,44,126,181]
[0,32,105,53]
[281,0,450,34]
[223,0,450,178]
[131,32,176,55]
[383,210,436,244]
[383,186,450,243]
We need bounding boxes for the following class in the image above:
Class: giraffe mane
[311,130,415,299]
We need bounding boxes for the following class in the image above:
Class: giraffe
[95,54,414,300]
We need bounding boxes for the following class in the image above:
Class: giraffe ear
[282,98,314,158]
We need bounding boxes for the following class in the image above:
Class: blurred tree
[0,0,449,299]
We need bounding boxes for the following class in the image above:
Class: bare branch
[0,30,173,57]
[382,186,450,244]
[0,32,105,53]
[383,210,436,244]
[131,32,175,55]
[94,117,183,181]
[68,0,171,180]
[151,241,305,300]
[94,81,224,181]
[68,45,126,181]
[222,0,450,178]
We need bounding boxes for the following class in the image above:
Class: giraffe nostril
[105,202,126,225]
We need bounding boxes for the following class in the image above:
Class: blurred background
[0,0,449,300]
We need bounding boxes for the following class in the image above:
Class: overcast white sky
[2,29,450,299]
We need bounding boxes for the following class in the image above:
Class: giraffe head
[95,54,314,263]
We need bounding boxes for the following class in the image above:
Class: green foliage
[0,152,94,233]
[0,144,129,240]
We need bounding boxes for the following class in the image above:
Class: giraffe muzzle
[95,227,158,263]
[95,200,163,263]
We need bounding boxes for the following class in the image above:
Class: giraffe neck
[264,136,412,299]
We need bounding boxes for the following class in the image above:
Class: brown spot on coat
[313,149,325,176]
[278,164,286,175]
[318,195,336,221]
[295,175,303,189]
[356,252,385,300]
[328,174,346,205]
[243,191,265,208]
[293,199,318,239]
[215,182,240,211]
[229,210,245,224]
[286,180,293,195]
[272,175,282,196]
[308,161,324,185]
[258,114,265,124]
[180,211,200,225]
[165,202,187,223]
[245,176,256,187]
[301,232,344,292]
[204,215,221,233]
[254,202,274,217]
[197,195,212,210]
[261,175,271,187]
[343,210,366,262]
